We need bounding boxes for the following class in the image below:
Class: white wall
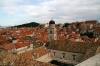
[16,45,33,54]
[48,30,56,41]
[35,53,53,63]
[49,24,55,28]
[50,49,84,62]
[12,40,18,43]
[16,46,28,51]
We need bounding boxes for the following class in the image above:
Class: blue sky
[0,0,100,26]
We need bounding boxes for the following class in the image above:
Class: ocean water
[0,26,7,28]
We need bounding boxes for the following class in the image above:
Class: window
[53,52,56,56]
[62,53,65,58]
[72,55,76,60]
[50,31,52,33]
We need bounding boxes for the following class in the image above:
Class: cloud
[0,0,100,26]
[48,9,56,12]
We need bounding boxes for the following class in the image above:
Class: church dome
[49,20,55,24]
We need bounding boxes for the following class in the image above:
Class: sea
[0,26,7,28]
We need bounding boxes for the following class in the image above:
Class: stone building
[47,40,100,65]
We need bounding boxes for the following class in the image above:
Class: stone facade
[48,20,57,41]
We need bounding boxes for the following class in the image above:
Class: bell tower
[48,19,57,41]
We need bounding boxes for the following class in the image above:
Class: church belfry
[47,19,57,41]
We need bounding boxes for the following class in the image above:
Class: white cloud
[0,0,100,25]
[59,16,71,19]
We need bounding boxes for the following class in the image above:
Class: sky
[0,0,100,26]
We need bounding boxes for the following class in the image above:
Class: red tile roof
[85,20,98,23]
[0,40,11,44]
[0,29,6,34]
[3,44,15,50]
[81,23,91,26]
[14,42,30,49]
[22,31,33,36]
[57,35,66,40]
[35,29,45,34]
[69,32,80,38]
[68,38,75,42]
[96,39,100,44]
[20,46,49,59]
[91,38,95,43]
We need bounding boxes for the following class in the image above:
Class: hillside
[15,22,40,27]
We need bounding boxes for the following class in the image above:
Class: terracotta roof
[81,23,91,26]
[93,27,100,33]
[72,22,85,25]
[20,46,49,59]
[0,29,6,34]
[48,40,98,53]
[69,32,80,38]
[96,39,100,44]
[0,36,5,41]
[14,42,30,49]
[35,29,45,34]
[57,35,66,40]
[81,45,98,61]
[78,40,84,42]
[0,51,17,65]
[95,46,100,54]
[21,31,33,36]
[3,44,15,50]
[6,30,13,35]
[47,40,99,61]
[24,36,42,48]
[68,38,75,42]
[0,51,56,66]
[17,39,29,44]
[13,55,56,66]
[0,40,11,44]
[31,27,36,31]
[14,39,30,49]
[85,20,98,23]
[13,34,24,39]
[91,38,95,43]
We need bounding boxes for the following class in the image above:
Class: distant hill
[15,22,40,27]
